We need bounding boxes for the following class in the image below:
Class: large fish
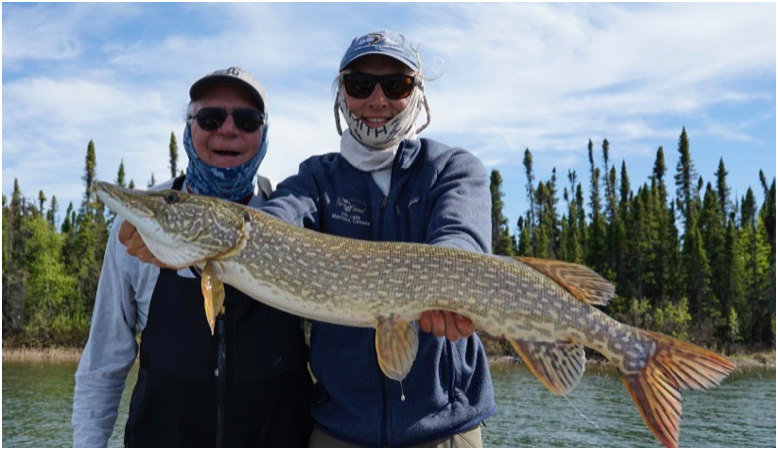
[93,181,735,448]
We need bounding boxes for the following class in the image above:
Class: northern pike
[93,181,735,448]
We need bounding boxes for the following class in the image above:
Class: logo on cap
[355,32,400,48]
[366,33,384,45]
[224,67,242,77]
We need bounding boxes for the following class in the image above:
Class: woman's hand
[419,310,475,342]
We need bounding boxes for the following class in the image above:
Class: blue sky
[3,3,775,230]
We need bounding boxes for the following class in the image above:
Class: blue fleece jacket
[260,137,496,447]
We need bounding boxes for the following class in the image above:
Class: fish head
[93,180,249,268]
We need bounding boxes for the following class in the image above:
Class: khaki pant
[309,425,482,448]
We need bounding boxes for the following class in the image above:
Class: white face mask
[334,84,431,150]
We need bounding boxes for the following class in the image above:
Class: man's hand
[419,310,475,342]
[118,221,183,269]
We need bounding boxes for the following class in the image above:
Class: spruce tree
[489,170,514,255]
[575,183,586,252]
[586,140,607,275]
[720,219,744,342]
[47,196,58,227]
[116,160,127,187]
[543,169,560,258]
[741,188,758,336]
[715,158,730,223]
[615,161,631,296]
[700,183,724,323]
[563,172,583,263]
[522,149,536,253]
[3,195,11,276]
[517,215,532,256]
[38,190,47,216]
[83,140,97,213]
[682,209,712,326]
[674,127,697,227]
[169,132,179,179]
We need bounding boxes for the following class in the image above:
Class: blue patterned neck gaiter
[182,122,268,201]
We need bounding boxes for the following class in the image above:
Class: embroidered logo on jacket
[331,197,370,227]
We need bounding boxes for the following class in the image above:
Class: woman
[261,30,496,447]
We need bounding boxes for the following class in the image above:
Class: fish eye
[164,192,181,204]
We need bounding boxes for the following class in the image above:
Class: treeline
[490,128,776,348]
[2,134,180,346]
[2,129,775,349]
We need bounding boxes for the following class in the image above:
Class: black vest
[124,176,312,447]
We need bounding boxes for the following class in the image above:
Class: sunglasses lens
[343,74,376,99]
[382,76,415,100]
[232,109,263,132]
[196,108,263,132]
[343,74,416,100]
[196,108,227,131]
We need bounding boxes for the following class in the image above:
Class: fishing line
[562,394,599,428]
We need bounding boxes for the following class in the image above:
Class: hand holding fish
[119,221,182,270]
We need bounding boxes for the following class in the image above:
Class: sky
[3,2,776,231]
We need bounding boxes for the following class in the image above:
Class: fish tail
[620,330,735,448]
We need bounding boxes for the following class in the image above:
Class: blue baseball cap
[339,30,420,72]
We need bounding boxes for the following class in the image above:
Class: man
[72,67,312,447]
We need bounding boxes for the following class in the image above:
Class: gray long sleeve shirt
[71,179,267,447]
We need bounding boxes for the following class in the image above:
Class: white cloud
[3,76,181,203]
[3,4,83,63]
[408,2,774,167]
[2,3,143,66]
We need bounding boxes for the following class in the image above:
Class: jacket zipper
[377,195,389,446]
[378,150,401,447]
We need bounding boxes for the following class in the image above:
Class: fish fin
[515,257,615,305]
[201,261,225,336]
[620,330,736,448]
[509,339,586,395]
[375,315,419,382]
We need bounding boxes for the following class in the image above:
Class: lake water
[2,361,775,447]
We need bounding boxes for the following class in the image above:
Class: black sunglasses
[342,73,419,100]
[194,107,265,132]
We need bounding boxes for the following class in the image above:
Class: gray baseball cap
[189,66,267,115]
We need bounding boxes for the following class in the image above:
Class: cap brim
[340,51,419,72]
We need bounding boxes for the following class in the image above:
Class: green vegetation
[2,128,775,352]
[490,128,776,349]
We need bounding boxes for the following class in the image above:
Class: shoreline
[487,352,776,370]
[3,345,775,369]
[2,347,84,362]
[479,336,776,369]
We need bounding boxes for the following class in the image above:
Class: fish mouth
[93,181,154,221]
